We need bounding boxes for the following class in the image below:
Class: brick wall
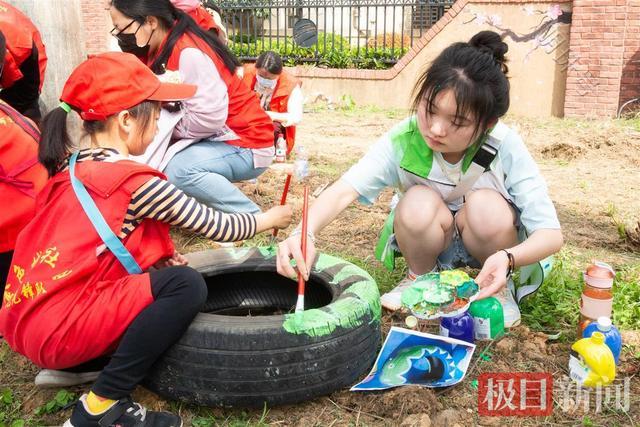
[80,0,110,55]
[564,0,640,117]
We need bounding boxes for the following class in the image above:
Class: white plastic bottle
[275,133,287,163]
[294,144,309,179]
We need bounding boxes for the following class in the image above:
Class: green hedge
[229,32,407,70]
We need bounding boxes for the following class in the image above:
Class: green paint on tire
[283,253,381,337]
[345,280,381,322]
[258,246,277,259]
[311,253,345,272]
[283,309,342,336]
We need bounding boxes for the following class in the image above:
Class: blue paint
[582,317,622,364]
[440,311,475,344]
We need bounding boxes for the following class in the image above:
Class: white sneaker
[495,284,521,328]
[35,369,101,388]
[380,275,417,311]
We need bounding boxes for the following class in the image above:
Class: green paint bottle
[469,297,504,340]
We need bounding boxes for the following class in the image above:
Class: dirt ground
[1,108,639,426]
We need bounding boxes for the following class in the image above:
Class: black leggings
[91,266,207,399]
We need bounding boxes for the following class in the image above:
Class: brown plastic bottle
[578,262,615,336]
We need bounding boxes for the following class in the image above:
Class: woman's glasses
[110,19,141,42]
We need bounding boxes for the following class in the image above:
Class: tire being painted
[143,247,381,408]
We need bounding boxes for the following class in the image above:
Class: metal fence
[213,0,455,68]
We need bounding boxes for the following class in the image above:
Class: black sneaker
[63,394,182,427]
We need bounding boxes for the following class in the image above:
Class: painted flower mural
[464,4,572,63]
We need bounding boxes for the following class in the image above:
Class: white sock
[407,264,437,280]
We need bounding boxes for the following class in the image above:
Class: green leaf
[35,390,76,416]
[54,390,75,406]
[0,390,13,406]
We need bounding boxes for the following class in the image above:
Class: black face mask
[118,30,154,59]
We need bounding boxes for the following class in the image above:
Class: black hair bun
[469,31,508,73]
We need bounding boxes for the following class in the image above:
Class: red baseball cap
[60,51,196,121]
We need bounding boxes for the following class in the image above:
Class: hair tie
[59,102,72,114]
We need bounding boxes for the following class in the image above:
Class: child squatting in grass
[277,31,564,327]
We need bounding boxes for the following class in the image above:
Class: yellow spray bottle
[569,332,616,387]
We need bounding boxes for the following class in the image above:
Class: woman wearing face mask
[241,51,303,156]
[107,0,228,44]
[0,52,292,425]
[109,0,273,214]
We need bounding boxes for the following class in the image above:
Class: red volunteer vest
[0,101,48,252]
[0,1,47,91]
[0,160,175,368]
[242,64,301,154]
[151,32,272,149]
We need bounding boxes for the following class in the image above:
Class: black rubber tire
[143,247,382,408]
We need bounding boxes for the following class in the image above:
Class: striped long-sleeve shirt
[63,148,257,242]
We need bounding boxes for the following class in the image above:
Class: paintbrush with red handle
[271,171,292,241]
[295,185,309,313]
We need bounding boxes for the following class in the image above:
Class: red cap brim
[148,81,197,102]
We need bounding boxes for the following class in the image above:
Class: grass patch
[331,252,407,295]
[618,117,640,132]
[306,102,408,119]
[520,250,640,335]
[191,405,269,427]
[519,252,584,334]
[0,389,26,427]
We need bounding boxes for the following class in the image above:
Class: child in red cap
[0,52,292,427]
[0,25,48,290]
[108,0,274,214]
[0,1,48,123]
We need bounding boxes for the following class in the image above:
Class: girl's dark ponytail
[39,107,73,177]
[469,30,509,74]
[150,10,240,75]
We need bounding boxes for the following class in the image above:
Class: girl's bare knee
[395,186,451,234]
[461,190,516,240]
